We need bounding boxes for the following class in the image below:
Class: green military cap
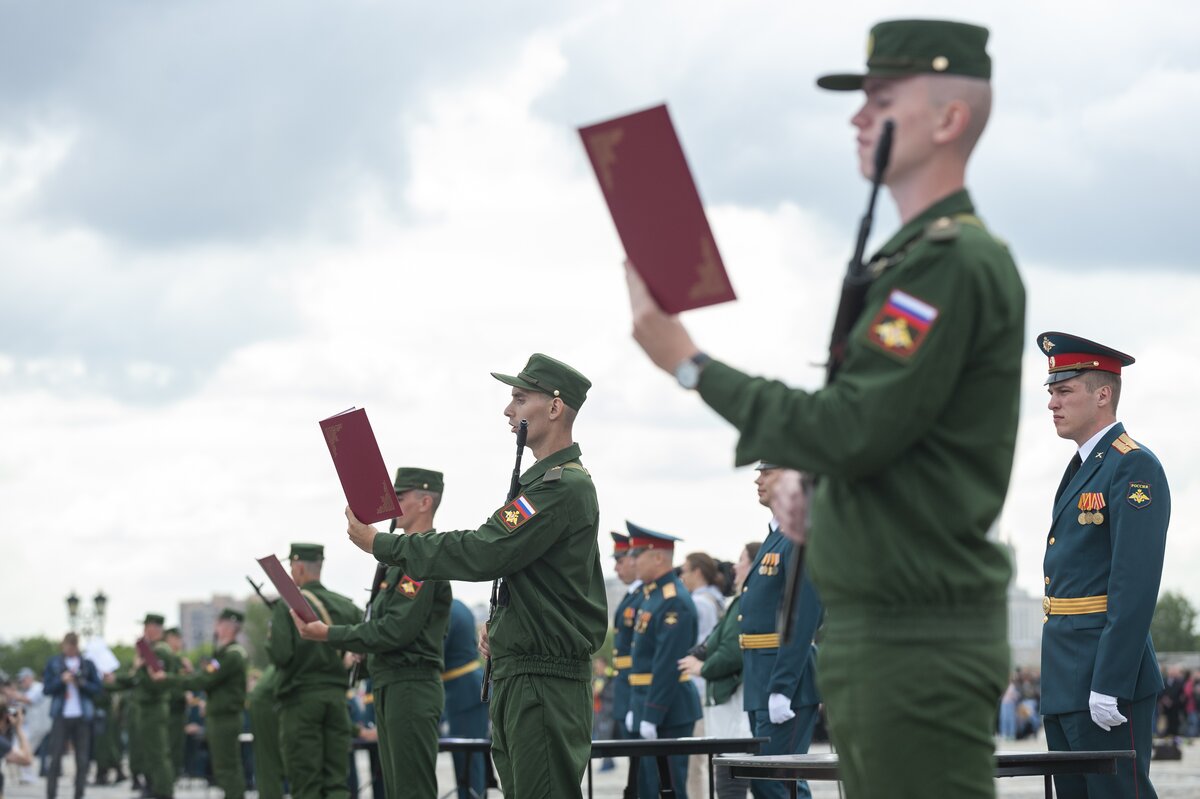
[142,613,165,626]
[289,542,324,562]
[491,353,591,411]
[817,19,992,91]
[393,467,444,494]
[218,608,246,624]
[164,627,181,637]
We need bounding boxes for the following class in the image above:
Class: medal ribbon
[1078,493,1106,511]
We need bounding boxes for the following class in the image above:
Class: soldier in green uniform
[1036,333,1169,799]
[92,683,124,785]
[108,614,179,799]
[171,609,249,799]
[293,467,453,799]
[267,544,360,799]
[624,19,1023,799]
[162,628,188,782]
[345,354,608,799]
[246,665,285,799]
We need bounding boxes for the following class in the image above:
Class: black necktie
[1066,453,1082,482]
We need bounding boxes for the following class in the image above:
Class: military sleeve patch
[1127,482,1152,509]
[864,289,940,360]
[662,582,677,599]
[396,576,423,597]
[497,495,538,532]
[664,612,679,626]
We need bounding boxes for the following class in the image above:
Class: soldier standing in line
[162,628,188,782]
[740,464,823,799]
[107,614,178,799]
[609,531,643,746]
[625,524,702,799]
[246,665,285,799]
[345,354,608,799]
[1036,333,1169,799]
[441,596,489,799]
[624,19,1023,798]
[267,544,360,799]
[294,468,453,799]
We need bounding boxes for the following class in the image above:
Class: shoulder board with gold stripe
[1111,433,1140,455]
[662,583,677,599]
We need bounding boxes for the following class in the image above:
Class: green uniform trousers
[490,673,592,799]
[375,681,444,799]
[279,687,352,799]
[169,706,186,779]
[1043,694,1157,799]
[207,712,246,799]
[248,694,285,799]
[139,702,175,799]
[818,617,1007,799]
[128,702,145,779]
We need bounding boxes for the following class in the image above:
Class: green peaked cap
[142,613,165,626]
[218,608,246,624]
[491,353,591,411]
[393,467,444,494]
[818,19,991,91]
[289,543,324,562]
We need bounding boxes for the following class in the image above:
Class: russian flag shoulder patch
[864,288,940,360]
[498,494,538,532]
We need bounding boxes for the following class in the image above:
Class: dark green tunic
[112,641,179,799]
[697,189,1024,799]
[371,443,608,799]
[178,643,248,799]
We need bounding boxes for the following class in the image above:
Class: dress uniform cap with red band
[624,521,682,551]
[611,532,631,557]
[1037,331,1135,386]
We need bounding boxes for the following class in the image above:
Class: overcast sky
[3,0,1198,644]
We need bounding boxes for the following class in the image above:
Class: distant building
[179,594,245,652]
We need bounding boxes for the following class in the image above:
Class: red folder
[256,555,319,624]
[579,103,736,313]
[135,638,163,672]
[319,407,400,525]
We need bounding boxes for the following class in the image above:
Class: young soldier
[609,532,643,743]
[345,354,607,799]
[624,19,1023,799]
[1037,332,1170,799]
[294,468,453,799]
[108,615,178,799]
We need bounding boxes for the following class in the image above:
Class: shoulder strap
[300,589,333,625]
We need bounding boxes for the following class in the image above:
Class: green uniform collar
[519,443,583,487]
[874,188,974,258]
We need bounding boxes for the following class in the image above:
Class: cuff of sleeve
[372,532,400,562]
[325,625,347,645]
[696,360,749,423]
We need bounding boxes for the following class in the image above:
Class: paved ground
[7,735,1198,798]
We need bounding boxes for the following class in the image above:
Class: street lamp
[66,592,80,631]
[93,592,108,637]
[65,590,108,637]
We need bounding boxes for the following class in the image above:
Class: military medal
[1077,493,1106,525]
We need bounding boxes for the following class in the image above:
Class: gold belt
[739,633,781,650]
[441,660,483,681]
[1042,595,1108,615]
[628,672,691,686]
[612,655,633,670]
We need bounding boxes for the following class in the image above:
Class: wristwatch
[674,352,711,390]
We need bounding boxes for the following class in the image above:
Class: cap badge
[1042,337,1055,353]
[932,56,950,71]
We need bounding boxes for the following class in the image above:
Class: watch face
[675,360,699,389]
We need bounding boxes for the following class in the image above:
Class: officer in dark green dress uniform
[609,532,643,742]
[1037,332,1169,799]
[247,665,285,799]
[109,614,178,799]
[295,468,453,799]
[345,354,608,799]
[741,464,823,799]
[174,609,248,799]
[163,628,188,781]
[442,597,489,799]
[625,524,702,799]
[267,543,361,799]
[624,19,1023,799]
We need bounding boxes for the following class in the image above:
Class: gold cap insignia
[1042,337,1055,353]
[932,56,950,72]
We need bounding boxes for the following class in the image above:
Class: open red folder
[135,638,163,673]
[256,555,319,624]
[579,103,736,313]
[319,407,400,525]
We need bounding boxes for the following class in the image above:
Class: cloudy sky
[3,0,1198,644]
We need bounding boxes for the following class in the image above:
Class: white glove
[639,720,658,740]
[1089,691,1127,731]
[768,693,796,725]
[625,711,634,733]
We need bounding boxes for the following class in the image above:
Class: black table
[716,749,1137,799]
[589,737,768,799]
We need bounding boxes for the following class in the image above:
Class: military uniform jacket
[326,559,452,688]
[630,571,702,728]
[373,443,608,682]
[178,642,248,716]
[611,582,643,723]
[698,190,1023,630]
[112,640,178,708]
[441,598,484,715]
[1040,423,1169,715]
[267,580,361,701]
[740,526,822,711]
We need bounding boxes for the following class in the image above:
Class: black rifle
[348,517,398,688]
[245,576,278,608]
[481,419,528,702]
[779,120,895,644]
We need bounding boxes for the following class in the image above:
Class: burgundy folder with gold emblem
[319,407,400,525]
[256,555,319,624]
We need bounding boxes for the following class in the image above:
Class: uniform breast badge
[1077,493,1106,525]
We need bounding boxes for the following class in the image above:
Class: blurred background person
[42,632,102,799]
